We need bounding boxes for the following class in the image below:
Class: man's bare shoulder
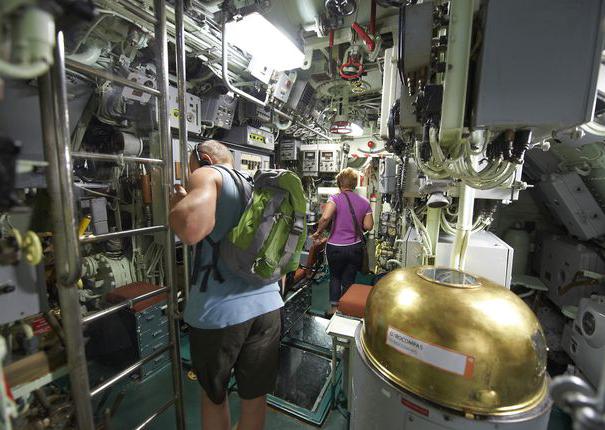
[189,166,223,191]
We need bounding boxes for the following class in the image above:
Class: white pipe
[450,185,475,270]
[438,0,474,146]
[0,59,49,79]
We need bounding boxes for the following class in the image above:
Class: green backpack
[196,166,307,290]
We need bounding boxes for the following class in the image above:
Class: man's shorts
[189,309,281,404]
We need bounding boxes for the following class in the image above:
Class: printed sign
[386,326,474,378]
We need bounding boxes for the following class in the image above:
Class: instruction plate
[386,326,474,378]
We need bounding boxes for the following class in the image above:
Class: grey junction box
[472,0,605,129]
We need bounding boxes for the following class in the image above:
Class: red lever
[351,22,375,51]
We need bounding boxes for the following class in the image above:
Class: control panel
[301,144,319,176]
[279,138,302,161]
[168,86,202,134]
[199,92,237,129]
[319,146,341,173]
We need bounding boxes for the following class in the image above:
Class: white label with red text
[386,326,474,378]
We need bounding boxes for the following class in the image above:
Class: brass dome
[361,266,548,416]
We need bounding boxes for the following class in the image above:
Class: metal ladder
[39,0,187,428]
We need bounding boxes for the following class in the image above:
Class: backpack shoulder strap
[208,164,252,208]
[192,165,251,292]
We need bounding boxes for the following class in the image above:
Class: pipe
[90,345,171,398]
[438,0,474,146]
[134,398,177,430]
[450,185,475,270]
[369,0,377,35]
[82,287,168,324]
[0,59,49,80]
[175,0,191,307]
[38,32,95,430]
[352,22,375,51]
[221,21,270,107]
[153,1,186,428]
[65,58,161,97]
[71,151,164,165]
[425,207,441,264]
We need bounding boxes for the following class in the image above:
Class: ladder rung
[82,286,169,324]
[80,226,167,244]
[90,344,172,398]
[72,151,164,166]
[65,58,161,97]
[134,397,176,430]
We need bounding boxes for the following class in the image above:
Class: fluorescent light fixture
[226,12,305,72]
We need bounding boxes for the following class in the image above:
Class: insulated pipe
[153,2,186,428]
[369,0,377,35]
[38,32,95,430]
[175,0,191,306]
[425,207,441,264]
[438,0,474,146]
[0,60,49,79]
[450,185,475,270]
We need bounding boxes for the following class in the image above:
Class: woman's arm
[363,213,374,231]
[312,200,336,240]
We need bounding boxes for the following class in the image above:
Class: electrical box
[318,145,341,174]
[379,157,398,194]
[404,229,514,288]
[562,295,605,388]
[222,125,275,151]
[199,92,237,129]
[230,150,270,176]
[122,69,156,105]
[279,138,301,161]
[536,234,605,308]
[301,144,319,176]
[536,172,605,240]
[273,71,297,103]
[472,0,605,128]
[0,263,46,325]
[286,80,315,115]
[168,86,202,134]
[239,100,271,124]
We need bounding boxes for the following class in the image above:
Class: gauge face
[582,311,596,336]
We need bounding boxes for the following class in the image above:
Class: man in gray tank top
[169,140,283,430]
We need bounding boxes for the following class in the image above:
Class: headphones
[194,143,212,167]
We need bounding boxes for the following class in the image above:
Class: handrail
[90,345,171,398]
[65,58,161,97]
[82,287,169,324]
[79,225,167,244]
[134,397,177,430]
[71,151,164,165]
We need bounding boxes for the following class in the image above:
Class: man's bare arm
[169,168,222,245]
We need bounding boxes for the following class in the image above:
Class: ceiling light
[226,12,305,72]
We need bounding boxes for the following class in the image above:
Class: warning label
[386,326,474,378]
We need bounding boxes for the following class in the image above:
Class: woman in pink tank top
[311,168,374,316]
